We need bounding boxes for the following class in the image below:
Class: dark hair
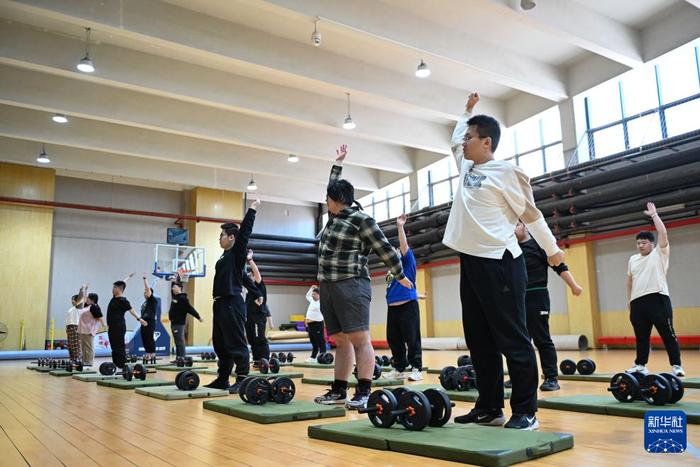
[312,287,320,294]
[327,179,362,209]
[389,238,400,248]
[88,293,99,304]
[71,294,79,302]
[467,114,501,152]
[221,222,239,237]
[113,280,126,292]
[636,231,655,242]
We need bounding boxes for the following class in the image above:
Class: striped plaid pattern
[318,165,404,282]
[66,325,81,362]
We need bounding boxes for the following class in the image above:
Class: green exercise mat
[203,399,345,423]
[537,395,700,424]
[558,373,700,388]
[200,368,304,378]
[49,369,97,377]
[97,378,173,389]
[308,419,573,466]
[427,368,509,375]
[72,373,121,382]
[155,364,208,371]
[135,385,228,400]
[381,366,428,372]
[292,362,334,369]
[35,366,54,373]
[407,384,511,402]
[301,376,403,387]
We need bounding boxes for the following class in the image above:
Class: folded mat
[408,384,511,402]
[537,394,700,423]
[203,399,345,423]
[73,374,121,382]
[135,385,228,400]
[301,376,403,387]
[97,378,173,389]
[308,419,573,466]
[200,368,304,378]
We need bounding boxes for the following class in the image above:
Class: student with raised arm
[78,290,105,368]
[168,274,203,359]
[304,285,326,362]
[65,284,87,363]
[245,250,271,365]
[443,92,564,431]
[107,273,147,369]
[626,202,684,377]
[139,275,158,362]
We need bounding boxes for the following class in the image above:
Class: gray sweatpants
[79,333,95,365]
[171,324,187,358]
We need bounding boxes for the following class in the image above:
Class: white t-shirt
[305,289,324,322]
[65,306,80,326]
[628,244,670,302]
[443,113,560,259]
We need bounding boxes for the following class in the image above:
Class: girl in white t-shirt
[304,286,326,362]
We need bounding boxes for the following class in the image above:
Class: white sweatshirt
[442,112,560,259]
[305,288,324,322]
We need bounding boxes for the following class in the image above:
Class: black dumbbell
[353,363,383,380]
[258,358,281,374]
[175,370,200,390]
[239,376,295,405]
[359,388,453,431]
[317,352,334,364]
[457,354,472,367]
[99,362,147,381]
[559,359,577,375]
[576,359,596,375]
[270,352,278,360]
[286,352,295,363]
[278,353,287,363]
[65,361,85,372]
[608,372,683,405]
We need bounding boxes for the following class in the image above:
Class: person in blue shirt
[385,213,423,381]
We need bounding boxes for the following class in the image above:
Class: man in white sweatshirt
[443,92,564,431]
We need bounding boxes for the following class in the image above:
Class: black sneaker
[454,408,505,426]
[504,413,539,431]
[539,378,560,391]
[204,379,230,390]
[228,380,243,394]
[313,388,347,405]
[504,379,513,388]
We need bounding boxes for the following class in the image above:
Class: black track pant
[525,289,558,379]
[245,314,270,362]
[460,251,538,415]
[307,321,327,358]
[630,292,681,366]
[108,322,127,369]
[386,300,422,371]
[212,295,249,382]
[141,319,156,354]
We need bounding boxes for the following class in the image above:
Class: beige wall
[0,163,55,349]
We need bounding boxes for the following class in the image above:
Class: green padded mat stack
[203,399,345,423]
[407,384,511,402]
[308,420,573,466]
[537,395,700,423]
[97,379,173,389]
[301,376,403,387]
[135,386,228,400]
[200,368,304,378]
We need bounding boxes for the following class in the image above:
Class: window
[417,157,458,209]
[358,177,410,222]
[574,40,700,160]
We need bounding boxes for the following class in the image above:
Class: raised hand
[336,144,348,163]
[644,202,657,217]
[247,249,254,262]
[251,199,261,210]
[466,92,480,113]
[397,213,407,227]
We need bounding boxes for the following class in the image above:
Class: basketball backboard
[153,244,206,281]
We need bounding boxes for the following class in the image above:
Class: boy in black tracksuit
[245,250,271,364]
[205,200,261,393]
[107,277,147,368]
[505,222,583,391]
[168,279,203,358]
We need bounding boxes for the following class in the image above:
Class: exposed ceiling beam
[641,2,700,62]
[0,104,383,191]
[252,0,567,101]
[489,0,643,68]
[684,0,700,9]
[3,0,500,120]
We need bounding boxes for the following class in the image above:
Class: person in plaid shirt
[314,144,413,410]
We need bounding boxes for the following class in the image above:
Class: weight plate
[423,388,453,427]
[576,359,596,375]
[245,377,271,405]
[457,355,472,367]
[452,366,477,391]
[362,389,397,429]
[559,359,577,375]
[278,353,287,363]
[439,366,457,390]
[391,387,408,400]
[269,358,280,374]
[180,370,200,390]
[123,365,133,381]
[659,372,684,404]
[373,363,382,380]
[270,352,278,360]
[608,372,640,403]
[259,358,270,374]
[286,352,294,363]
[271,377,296,404]
[99,362,117,375]
[640,374,672,406]
[133,363,147,381]
[396,390,431,431]
[381,356,391,367]
[238,376,258,403]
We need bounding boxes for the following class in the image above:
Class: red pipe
[0,196,240,224]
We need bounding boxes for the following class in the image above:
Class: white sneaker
[383,369,402,379]
[625,364,649,375]
[305,357,317,363]
[672,365,685,377]
[408,368,423,381]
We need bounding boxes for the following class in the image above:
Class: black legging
[212,295,249,382]
[386,300,422,371]
[141,319,156,354]
[630,292,681,366]
[245,314,270,362]
[307,321,326,358]
[107,322,127,369]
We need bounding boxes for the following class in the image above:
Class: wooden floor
[1,349,699,466]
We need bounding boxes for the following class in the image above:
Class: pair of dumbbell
[175,356,194,367]
[239,376,295,405]
[353,363,383,380]
[608,371,684,405]
[200,352,217,361]
[559,358,596,375]
[142,355,158,365]
[375,355,391,367]
[257,357,282,374]
[358,387,454,431]
[270,352,295,363]
[175,370,200,390]
[439,365,477,391]
[99,362,147,381]
[316,352,334,364]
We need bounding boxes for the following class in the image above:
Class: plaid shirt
[318,165,405,282]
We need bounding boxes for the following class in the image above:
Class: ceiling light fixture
[342,92,356,130]
[311,16,322,47]
[415,59,431,78]
[37,143,50,164]
[247,176,258,191]
[52,113,68,123]
[288,154,299,163]
[520,0,536,10]
[76,27,95,73]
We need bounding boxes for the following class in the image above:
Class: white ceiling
[0,0,698,204]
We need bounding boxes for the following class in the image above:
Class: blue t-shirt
[386,248,418,304]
